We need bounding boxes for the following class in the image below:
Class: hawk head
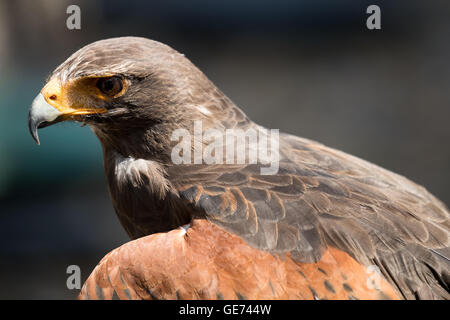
[28,37,240,160]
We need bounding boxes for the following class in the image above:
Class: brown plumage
[80,220,399,300]
[28,37,450,300]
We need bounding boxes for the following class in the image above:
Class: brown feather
[36,37,449,299]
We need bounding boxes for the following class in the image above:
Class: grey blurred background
[0,0,449,299]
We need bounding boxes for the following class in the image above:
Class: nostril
[49,95,57,100]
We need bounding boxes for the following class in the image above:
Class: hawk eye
[96,77,123,96]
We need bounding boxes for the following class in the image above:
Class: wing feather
[172,131,450,299]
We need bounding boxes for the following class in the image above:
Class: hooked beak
[28,93,64,145]
[28,78,108,145]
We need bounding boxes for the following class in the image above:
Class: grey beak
[28,93,63,145]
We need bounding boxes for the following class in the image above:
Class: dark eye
[96,77,123,96]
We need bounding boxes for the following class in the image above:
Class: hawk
[28,37,449,300]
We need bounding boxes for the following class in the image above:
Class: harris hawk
[28,37,450,300]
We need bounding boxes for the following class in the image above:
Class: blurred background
[0,0,449,299]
